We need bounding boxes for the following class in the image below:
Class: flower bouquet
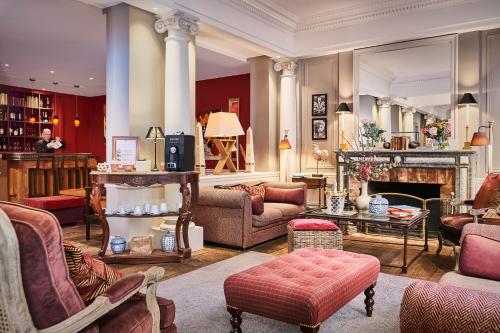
[360,118,385,148]
[421,119,452,150]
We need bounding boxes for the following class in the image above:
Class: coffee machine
[164,134,195,172]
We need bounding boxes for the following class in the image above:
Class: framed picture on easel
[112,136,139,165]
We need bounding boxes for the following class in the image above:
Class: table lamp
[145,126,165,171]
[471,120,494,173]
[204,112,244,175]
[336,102,351,151]
[459,93,477,149]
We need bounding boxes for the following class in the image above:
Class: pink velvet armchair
[401,223,500,332]
[0,201,176,333]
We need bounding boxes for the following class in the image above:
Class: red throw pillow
[290,219,340,231]
[459,234,500,281]
[63,241,141,304]
[251,195,265,215]
[264,187,304,206]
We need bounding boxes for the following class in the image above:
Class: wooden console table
[292,176,327,208]
[90,171,199,264]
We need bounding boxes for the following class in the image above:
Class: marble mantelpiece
[335,149,477,200]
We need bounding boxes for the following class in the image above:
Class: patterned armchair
[401,223,500,332]
[0,201,177,333]
[437,172,500,254]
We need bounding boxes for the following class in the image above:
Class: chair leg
[227,306,242,333]
[436,232,443,255]
[364,282,376,317]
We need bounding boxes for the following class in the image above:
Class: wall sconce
[458,92,477,150]
[471,120,494,173]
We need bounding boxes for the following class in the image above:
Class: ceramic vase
[356,181,371,211]
[326,192,346,215]
[161,231,176,252]
[110,235,126,254]
[369,194,389,215]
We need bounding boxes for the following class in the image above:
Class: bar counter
[0,152,97,202]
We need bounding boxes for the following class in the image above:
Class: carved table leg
[179,183,192,258]
[89,183,108,257]
[364,282,376,317]
[227,306,242,333]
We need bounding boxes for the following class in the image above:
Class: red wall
[196,73,250,169]
[53,93,106,162]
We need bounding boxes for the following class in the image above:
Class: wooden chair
[0,201,177,333]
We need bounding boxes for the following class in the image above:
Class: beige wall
[249,56,279,172]
[299,55,338,175]
[129,6,165,164]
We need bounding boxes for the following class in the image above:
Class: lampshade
[336,102,351,113]
[459,93,477,105]
[204,112,244,137]
[470,131,489,146]
[146,126,165,139]
[279,130,291,150]
[74,115,80,127]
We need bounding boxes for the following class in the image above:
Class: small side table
[292,176,327,208]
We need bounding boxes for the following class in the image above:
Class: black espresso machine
[164,134,195,172]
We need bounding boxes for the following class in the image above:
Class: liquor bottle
[19,127,23,136]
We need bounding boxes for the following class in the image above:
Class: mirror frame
[353,34,458,145]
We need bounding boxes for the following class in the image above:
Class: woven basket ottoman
[23,195,85,225]
[224,247,380,333]
[288,219,343,253]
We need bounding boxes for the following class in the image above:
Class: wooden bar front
[0,152,97,202]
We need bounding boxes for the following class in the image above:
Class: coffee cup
[151,204,160,215]
[133,205,143,215]
[118,205,126,215]
[160,202,168,213]
[144,203,151,214]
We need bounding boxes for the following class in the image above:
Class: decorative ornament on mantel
[311,143,329,177]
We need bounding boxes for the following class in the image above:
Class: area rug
[156,251,416,332]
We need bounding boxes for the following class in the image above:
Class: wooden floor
[63,225,456,282]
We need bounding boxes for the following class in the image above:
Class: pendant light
[52,82,59,125]
[74,84,80,127]
[28,78,36,124]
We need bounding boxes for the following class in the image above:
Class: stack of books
[387,205,421,220]
[390,136,410,150]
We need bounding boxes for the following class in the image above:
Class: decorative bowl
[369,195,389,215]
[96,163,109,172]
[110,235,127,254]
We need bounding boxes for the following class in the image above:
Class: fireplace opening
[369,181,442,235]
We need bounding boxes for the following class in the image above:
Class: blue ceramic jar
[110,235,127,254]
[161,232,176,252]
[369,195,389,215]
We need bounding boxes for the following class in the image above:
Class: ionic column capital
[154,10,199,36]
[273,58,297,77]
[402,106,416,114]
[376,97,391,107]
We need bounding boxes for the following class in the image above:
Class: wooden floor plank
[62,225,455,282]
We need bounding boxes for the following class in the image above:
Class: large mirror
[354,35,457,146]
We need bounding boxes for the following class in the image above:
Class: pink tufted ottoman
[224,248,380,333]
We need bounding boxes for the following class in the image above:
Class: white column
[155,11,198,211]
[377,97,392,142]
[402,107,416,141]
[155,10,198,136]
[274,59,297,182]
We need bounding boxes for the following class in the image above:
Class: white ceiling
[0,0,106,96]
[196,46,250,81]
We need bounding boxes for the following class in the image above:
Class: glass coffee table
[299,208,430,273]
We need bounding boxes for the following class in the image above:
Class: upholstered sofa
[192,182,307,249]
[400,223,500,332]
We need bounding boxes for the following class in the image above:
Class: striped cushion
[63,241,140,304]
[224,248,380,326]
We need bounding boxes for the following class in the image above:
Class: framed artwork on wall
[312,94,327,116]
[312,118,327,140]
[228,97,240,116]
[112,136,139,164]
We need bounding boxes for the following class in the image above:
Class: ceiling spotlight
[52,81,58,85]
[3,64,9,67]
[42,88,46,90]
[49,70,55,74]
[89,77,94,80]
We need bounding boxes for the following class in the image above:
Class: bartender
[35,128,64,153]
